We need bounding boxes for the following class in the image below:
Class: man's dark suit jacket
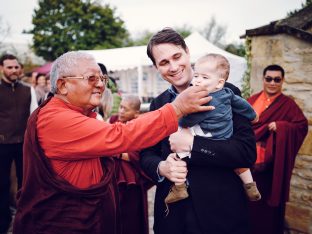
[140,83,256,234]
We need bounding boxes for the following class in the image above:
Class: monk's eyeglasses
[264,76,282,83]
[63,74,109,85]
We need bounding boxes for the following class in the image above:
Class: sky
[0,0,304,44]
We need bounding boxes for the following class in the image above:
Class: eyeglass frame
[62,74,109,85]
[263,76,283,83]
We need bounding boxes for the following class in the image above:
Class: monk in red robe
[247,64,308,234]
[12,51,214,234]
[109,94,153,234]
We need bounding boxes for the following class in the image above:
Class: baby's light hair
[197,53,230,80]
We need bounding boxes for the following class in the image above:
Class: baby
[165,53,261,206]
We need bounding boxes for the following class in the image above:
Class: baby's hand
[251,113,259,124]
[169,128,194,153]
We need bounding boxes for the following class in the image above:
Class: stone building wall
[249,34,312,233]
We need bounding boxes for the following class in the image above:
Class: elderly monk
[247,64,308,234]
[13,51,213,234]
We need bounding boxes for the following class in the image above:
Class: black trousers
[0,143,23,233]
[155,195,203,234]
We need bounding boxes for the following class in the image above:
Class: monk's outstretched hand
[171,85,214,118]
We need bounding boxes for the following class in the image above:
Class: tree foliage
[0,16,11,51]
[128,21,245,58]
[200,16,227,45]
[288,0,312,16]
[29,0,129,61]
[129,25,192,47]
[241,37,252,99]
[174,24,192,38]
[129,30,154,46]
[225,43,246,57]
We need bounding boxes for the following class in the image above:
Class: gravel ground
[148,186,156,234]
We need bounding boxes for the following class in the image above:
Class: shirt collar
[167,84,193,101]
[168,85,179,100]
[262,91,282,101]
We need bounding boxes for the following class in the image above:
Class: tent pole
[137,63,143,102]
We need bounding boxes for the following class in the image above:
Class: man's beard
[4,74,19,82]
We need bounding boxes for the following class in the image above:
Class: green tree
[241,37,252,99]
[129,25,192,47]
[287,0,312,16]
[174,24,192,38]
[200,16,227,45]
[129,30,154,46]
[29,0,129,61]
[224,43,246,57]
[0,16,11,51]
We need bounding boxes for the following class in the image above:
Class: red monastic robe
[13,102,120,234]
[110,115,154,234]
[248,92,308,234]
[13,95,178,233]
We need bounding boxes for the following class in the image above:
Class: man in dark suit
[140,28,256,234]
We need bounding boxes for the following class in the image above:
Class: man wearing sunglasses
[247,64,308,234]
[13,51,213,233]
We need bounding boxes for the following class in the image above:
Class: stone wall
[249,34,312,233]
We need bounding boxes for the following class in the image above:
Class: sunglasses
[264,76,282,83]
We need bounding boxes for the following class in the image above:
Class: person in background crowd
[109,94,154,234]
[140,28,256,234]
[98,64,121,116]
[0,54,38,233]
[99,88,113,120]
[20,71,33,85]
[29,71,37,87]
[18,63,25,80]
[46,73,51,91]
[97,63,114,120]
[247,64,308,234]
[34,73,49,104]
[13,51,213,234]
[37,73,52,105]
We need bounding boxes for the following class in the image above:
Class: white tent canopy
[82,32,246,92]
[82,45,151,71]
[185,32,247,88]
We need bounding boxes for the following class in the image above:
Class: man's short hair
[263,64,285,77]
[50,51,96,94]
[197,53,230,80]
[147,27,187,66]
[0,54,18,66]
